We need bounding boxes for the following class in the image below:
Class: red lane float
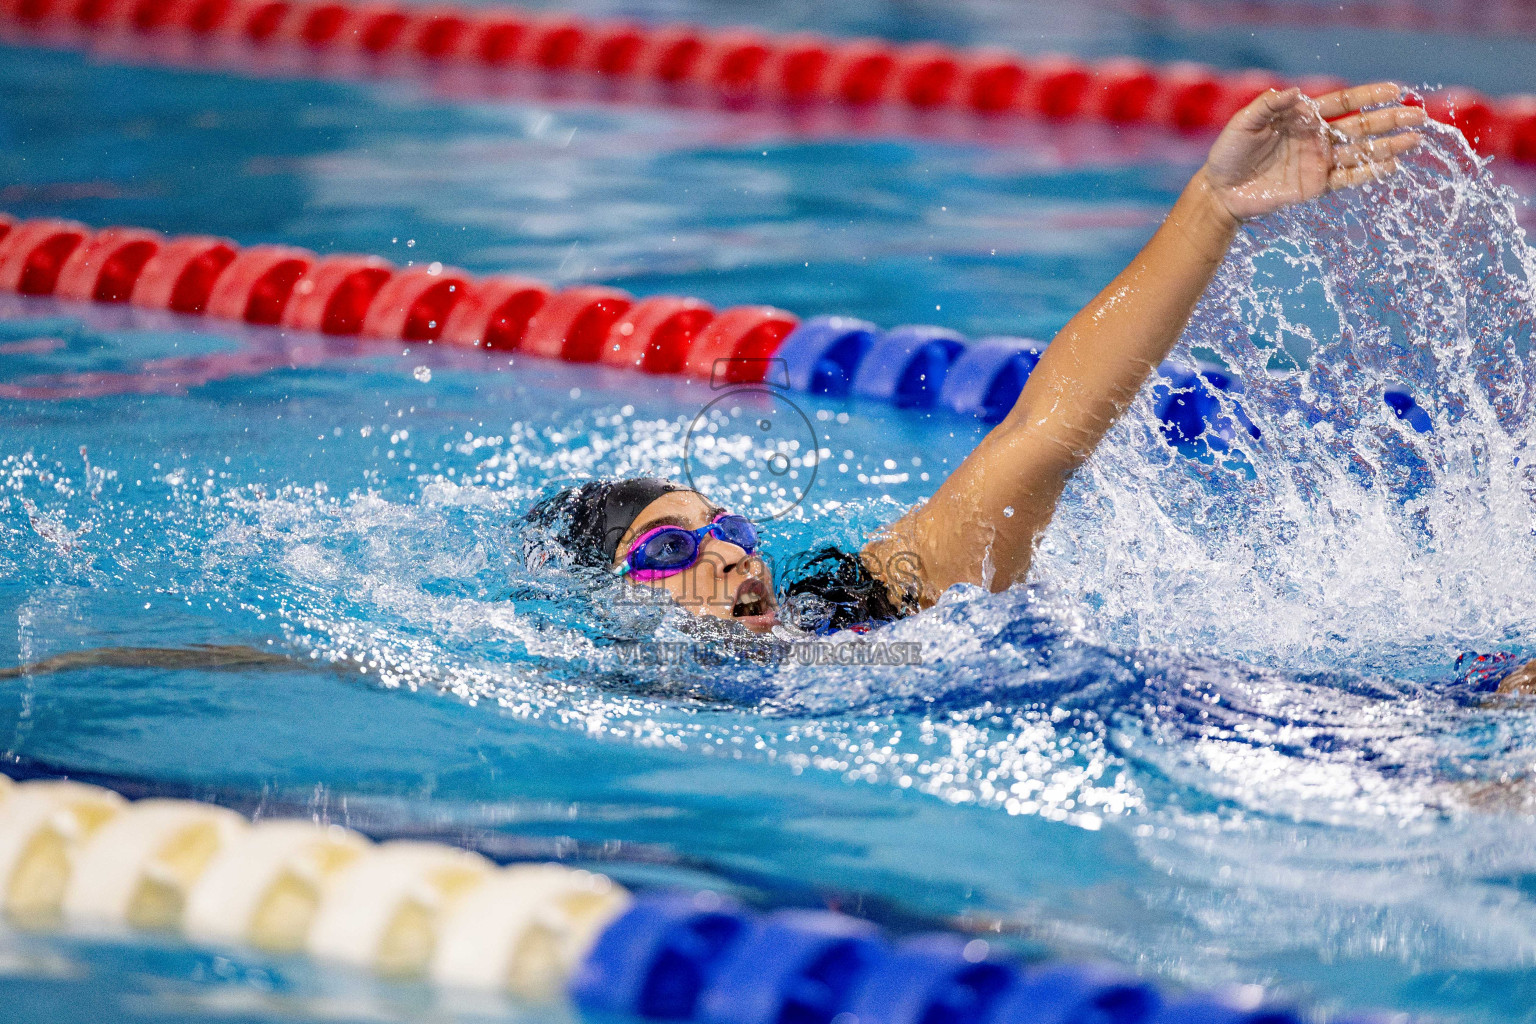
[281,253,392,334]
[360,265,472,341]
[287,2,351,47]
[682,305,798,383]
[440,274,549,349]
[1503,95,1536,163]
[344,5,408,54]
[0,219,89,295]
[1154,63,1227,131]
[468,12,523,64]
[642,25,708,85]
[228,0,295,44]
[54,227,162,302]
[1426,88,1499,156]
[521,286,632,362]
[600,296,713,374]
[0,214,14,246]
[69,0,119,28]
[1213,69,1289,125]
[767,34,832,102]
[963,51,1027,113]
[526,14,585,70]
[406,7,471,60]
[110,0,179,33]
[130,235,238,313]
[1025,57,1091,119]
[702,31,772,98]
[587,21,644,76]
[894,45,961,110]
[825,40,896,106]
[180,0,237,34]
[205,244,314,324]
[1090,59,1158,123]
[12,0,1523,163]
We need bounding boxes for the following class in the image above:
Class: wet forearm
[867,170,1241,604]
[1002,169,1239,461]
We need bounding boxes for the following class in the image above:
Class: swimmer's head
[525,478,778,633]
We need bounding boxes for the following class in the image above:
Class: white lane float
[184,818,371,953]
[432,863,632,999]
[0,780,126,922]
[0,779,633,1001]
[306,839,494,977]
[63,798,250,932]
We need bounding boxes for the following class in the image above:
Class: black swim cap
[524,477,683,567]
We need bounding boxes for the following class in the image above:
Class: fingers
[1313,80,1425,191]
[1330,104,1428,141]
[1328,159,1400,190]
[1331,131,1423,169]
[1233,86,1302,130]
[1311,81,1407,120]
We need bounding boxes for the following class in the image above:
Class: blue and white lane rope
[771,315,1429,446]
[0,774,1395,1023]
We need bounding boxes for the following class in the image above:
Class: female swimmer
[21,85,1531,693]
[529,83,1442,638]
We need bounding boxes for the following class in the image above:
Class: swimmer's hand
[1202,82,1426,224]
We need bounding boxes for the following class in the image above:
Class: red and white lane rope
[0,211,801,385]
[0,0,1531,162]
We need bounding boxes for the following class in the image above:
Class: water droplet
[413,366,432,383]
[1003,506,1014,518]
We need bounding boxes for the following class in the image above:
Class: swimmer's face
[612,490,778,633]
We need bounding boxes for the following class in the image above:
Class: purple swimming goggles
[613,513,758,581]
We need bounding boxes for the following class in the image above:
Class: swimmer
[21,86,1521,685]
[530,83,1438,637]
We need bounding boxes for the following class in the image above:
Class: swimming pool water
[4,2,1536,1021]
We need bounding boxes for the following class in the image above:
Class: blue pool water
[5,2,1536,1021]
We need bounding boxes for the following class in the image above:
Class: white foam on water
[1034,122,1536,679]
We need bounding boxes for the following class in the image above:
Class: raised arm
[865,83,1425,604]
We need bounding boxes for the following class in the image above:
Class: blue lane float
[842,933,1015,1024]
[1147,998,1304,1024]
[698,910,883,1024]
[851,324,967,408]
[1150,362,1262,451]
[1383,388,1433,432]
[991,962,1162,1024]
[572,892,751,1020]
[568,894,1385,1024]
[936,336,1046,423]
[776,316,881,396]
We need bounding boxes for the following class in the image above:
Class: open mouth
[730,577,776,622]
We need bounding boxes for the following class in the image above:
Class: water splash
[1036,122,1536,678]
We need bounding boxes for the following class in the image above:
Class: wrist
[1172,168,1242,256]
